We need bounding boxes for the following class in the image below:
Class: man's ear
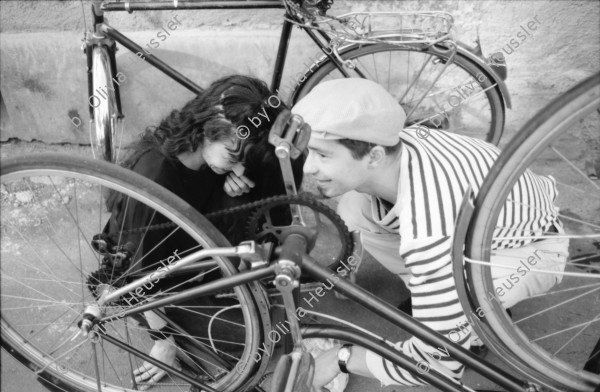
[366,145,386,168]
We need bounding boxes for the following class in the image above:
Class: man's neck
[360,152,402,205]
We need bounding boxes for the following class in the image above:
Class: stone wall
[1,0,598,145]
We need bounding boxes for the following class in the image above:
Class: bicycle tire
[90,46,120,163]
[465,72,600,391]
[0,153,270,392]
[292,42,505,145]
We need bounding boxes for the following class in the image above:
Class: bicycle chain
[108,193,353,271]
[112,195,299,235]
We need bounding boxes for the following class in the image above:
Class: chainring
[245,194,353,270]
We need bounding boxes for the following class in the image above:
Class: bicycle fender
[289,42,361,104]
[453,45,512,109]
[291,40,512,110]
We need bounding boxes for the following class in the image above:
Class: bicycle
[1,72,598,392]
[85,0,510,162]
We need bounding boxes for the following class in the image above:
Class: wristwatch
[337,344,353,374]
[148,325,174,341]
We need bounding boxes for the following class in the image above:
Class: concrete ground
[2,140,598,392]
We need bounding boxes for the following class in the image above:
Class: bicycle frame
[86,0,353,108]
[87,0,512,104]
[86,0,512,162]
[90,236,531,392]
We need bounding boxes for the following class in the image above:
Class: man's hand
[133,336,180,390]
[312,347,342,391]
[224,172,255,197]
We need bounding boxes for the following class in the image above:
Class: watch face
[338,347,351,361]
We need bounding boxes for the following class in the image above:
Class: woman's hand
[312,347,342,391]
[133,336,180,390]
[224,172,255,197]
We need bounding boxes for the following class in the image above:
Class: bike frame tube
[127,259,219,279]
[99,23,203,94]
[85,41,95,119]
[301,255,528,391]
[270,17,294,92]
[99,247,241,306]
[99,264,276,322]
[101,1,283,12]
[106,40,124,117]
[270,12,361,98]
[92,2,123,115]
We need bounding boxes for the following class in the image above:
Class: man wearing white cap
[292,78,568,389]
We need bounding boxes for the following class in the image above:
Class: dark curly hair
[121,75,282,169]
[112,75,305,244]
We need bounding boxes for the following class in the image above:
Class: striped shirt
[365,127,559,385]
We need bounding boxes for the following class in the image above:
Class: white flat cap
[292,78,406,146]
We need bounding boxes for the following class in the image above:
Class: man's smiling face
[303,137,370,198]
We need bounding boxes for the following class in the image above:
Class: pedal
[269,110,311,160]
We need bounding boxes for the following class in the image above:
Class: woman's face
[202,138,245,176]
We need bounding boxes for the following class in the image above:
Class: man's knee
[492,241,569,308]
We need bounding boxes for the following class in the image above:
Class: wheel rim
[294,43,504,144]
[466,75,600,391]
[1,156,263,391]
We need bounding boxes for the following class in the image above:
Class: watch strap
[149,325,175,341]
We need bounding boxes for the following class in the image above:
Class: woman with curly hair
[98,74,303,389]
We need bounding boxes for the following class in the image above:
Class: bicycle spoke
[514,284,600,323]
[551,313,600,356]
[46,313,83,357]
[551,146,600,191]
[529,282,600,298]
[99,339,127,388]
[531,317,600,344]
[73,182,87,302]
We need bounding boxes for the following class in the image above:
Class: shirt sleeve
[365,235,471,386]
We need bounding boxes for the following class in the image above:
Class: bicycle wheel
[293,42,505,145]
[90,46,121,163]
[465,73,600,391]
[0,153,270,392]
